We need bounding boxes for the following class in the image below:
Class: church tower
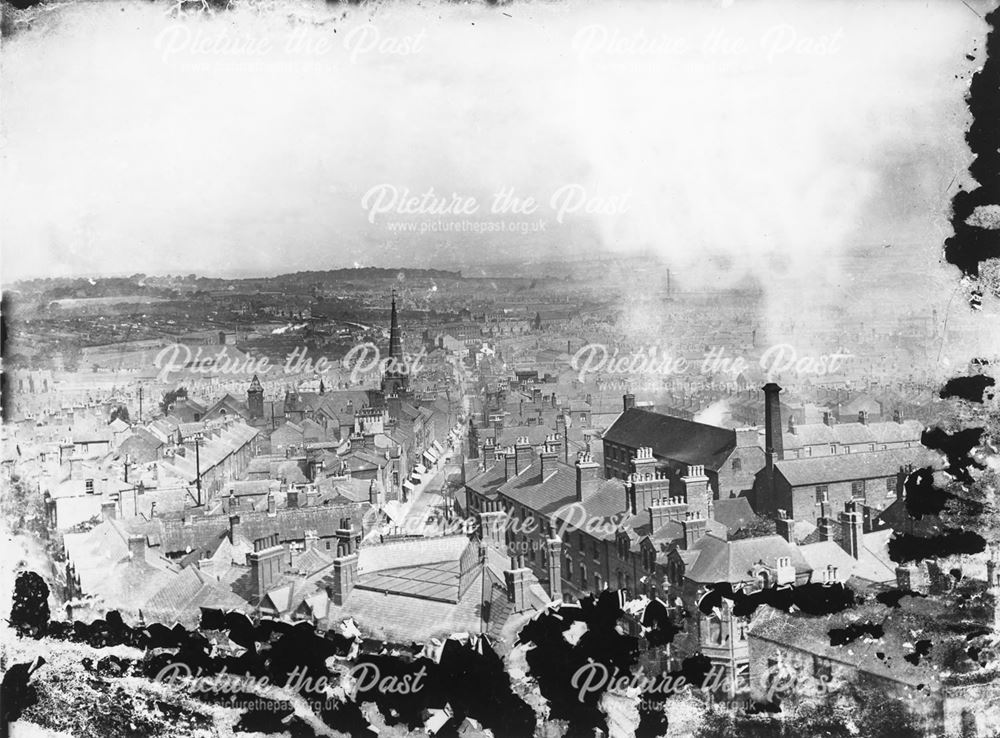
[247,375,264,419]
[381,289,409,397]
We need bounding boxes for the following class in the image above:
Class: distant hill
[276,267,462,281]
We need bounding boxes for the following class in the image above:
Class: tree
[110,405,130,424]
[729,515,777,541]
[160,387,188,415]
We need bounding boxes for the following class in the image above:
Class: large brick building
[602,394,764,500]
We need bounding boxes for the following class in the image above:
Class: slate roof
[682,533,810,584]
[155,501,369,555]
[602,408,736,471]
[781,419,923,451]
[118,428,164,463]
[321,539,546,645]
[143,566,250,627]
[774,447,929,487]
[204,393,251,420]
[712,497,757,533]
[497,461,577,517]
[158,422,259,483]
[64,519,181,612]
[464,461,509,501]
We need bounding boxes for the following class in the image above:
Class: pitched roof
[774,447,928,487]
[322,539,546,644]
[603,408,736,471]
[711,497,757,533]
[781,419,923,451]
[683,533,810,584]
[155,501,369,555]
[143,566,250,626]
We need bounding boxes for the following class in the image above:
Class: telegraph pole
[194,431,203,506]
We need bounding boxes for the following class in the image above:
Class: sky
[0,0,988,293]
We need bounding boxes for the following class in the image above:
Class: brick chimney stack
[482,437,496,465]
[681,511,707,549]
[478,510,508,552]
[330,552,358,606]
[839,510,863,559]
[762,383,784,462]
[575,451,601,501]
[818,516,834,542]
[680,464,711,516]
[514,436,533,475]
[546,538,562,601]
[248,534,284,603]
[503,447,517,481]
[775,514,794,544]
[335,521,357,557]
[540,436,559,480]
[623,393,636,412]
[504,567,532,613]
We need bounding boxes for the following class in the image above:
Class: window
[805,445,813,457]
[592,541,599,563]
[830,444,836,454]
[565,556,573,579]
[844,446,851,454]
[869,444,876,452]
[594,574,602,591]
[580,564,587,587]
[732,457,742,472]
[851,480,866,498]
[886,477,896,495]
[815,485,829,504]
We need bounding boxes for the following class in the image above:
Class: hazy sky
[0,0,988,287]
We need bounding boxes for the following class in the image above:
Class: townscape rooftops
[682,533,810,584]
[782,418,923,450]
[143,565,250,627]
[774,447,932,487]
[603,408,736,471]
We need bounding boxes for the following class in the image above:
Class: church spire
[389,288,402,361]
[381,288,408,398]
